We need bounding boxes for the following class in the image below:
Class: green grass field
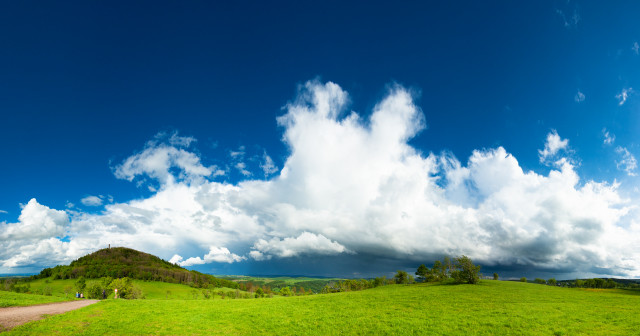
[24,277,245,300]
[0,291,72,308]
[5,280,640,335]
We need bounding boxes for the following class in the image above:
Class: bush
[547,278,557,286]
[75,277,86,293]
[108,277,143,299]
[535,278,546,284]
[493,273,499,280]
[520,277,527,282]
[41,286,52,296]
[280,286,291,296]
[394,271,409,284]
[451,256,480,284]
[86,283,102,299]
[202,289,211,299]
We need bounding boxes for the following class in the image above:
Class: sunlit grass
[0,291,71,308]
[25,277,246,300]
[7,280,640,335]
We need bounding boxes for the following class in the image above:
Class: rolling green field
[6,280,640,335]
[0,291,71,308]
[24,278,244,300]
[227,275,345,292]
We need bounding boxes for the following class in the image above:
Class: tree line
[415,255,481,284]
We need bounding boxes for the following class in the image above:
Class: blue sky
[1,1,639,279]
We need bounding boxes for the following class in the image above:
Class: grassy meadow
[0,291,71,308]
[25,277,244,300]
[6,280,640,335]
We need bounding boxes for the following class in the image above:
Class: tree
[443,256,452,278]
[547,278,557,286]
[535,278,546,284]
[108,277,142,299]
[593,278,605,289]
[100,277,113,289]
[493,273,499,280]
[255,287,264,298]
[520,277,527,282]
[394,270,409,284]
[451,256,481,284]
[605,279,617,289]
[86,283,102,299]
[415,264,428,282]
[373,276,387,287]
[75,277,86,294]
[280,286,291,296]
[433,260,445,281]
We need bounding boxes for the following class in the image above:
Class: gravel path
[0,300,99,331]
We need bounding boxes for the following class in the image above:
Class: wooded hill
[34,247,238,289]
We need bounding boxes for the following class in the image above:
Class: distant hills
[34,247,238,289]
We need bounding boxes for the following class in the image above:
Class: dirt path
[0,300,99,331]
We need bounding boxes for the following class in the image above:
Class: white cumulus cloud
[170,246,245,266]
[251,232,351,259]
[538,130,570,166]
[0,199,68,241]
[114,132,214,186]
[574,91,585,102]
[616,147,638,176]
[0,199,72,268]
[2,80,640,279]
[81,196,103,206]
[260,151,278,178]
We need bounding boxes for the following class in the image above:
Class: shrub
[108,277,142,299]
[75,277,86,293]
[202,289,211,299]
[42,286,53,296]
[280,286,291,296]
[86,283,102,299]
[394,271,409,284]
[520,277,527,282]
[451,256,480,284]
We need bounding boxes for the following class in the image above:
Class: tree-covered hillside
[34,247,237,289]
